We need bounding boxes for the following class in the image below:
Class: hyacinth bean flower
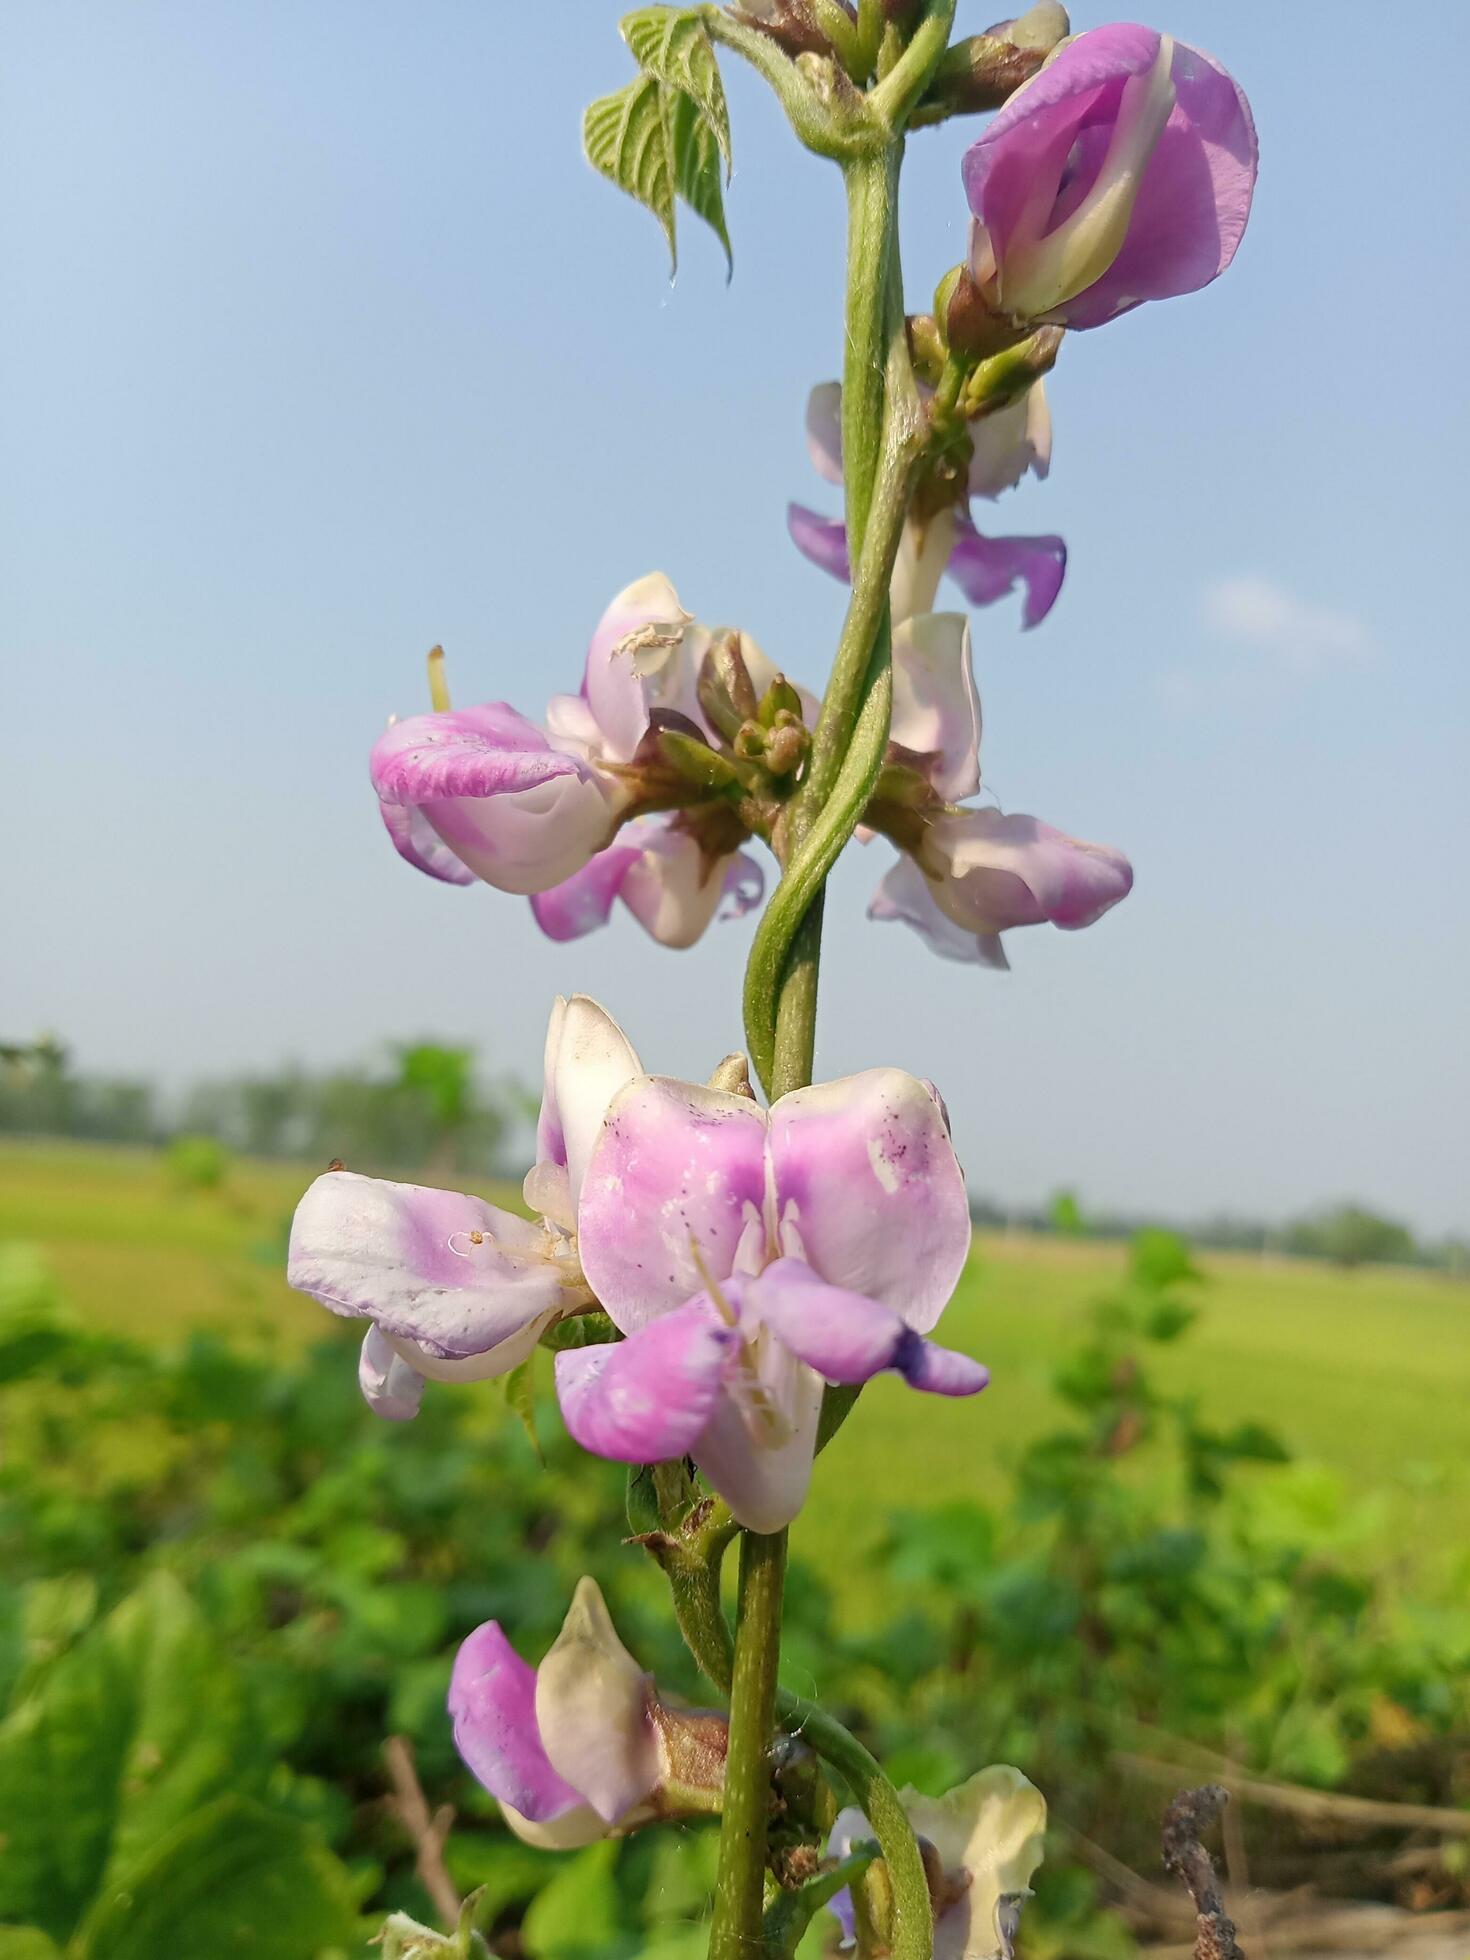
[450,1577,726,1850]
[867,613,1131,966]
[788,379,1065,628]
[963,26,1257,333]
[871,812,1133,970]
[531,815,763,949]
[555,1059,986,1533]
[287,996,640,1415]
[371,573,762,946]
[829,1767,1047,1959]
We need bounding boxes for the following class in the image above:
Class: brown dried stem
[1162,1786,1248,1960]
[384,1733,462,1930]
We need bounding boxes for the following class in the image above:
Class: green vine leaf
[620,7,732,172]
[583,74,677,269]
[502,1354,542,1464]
[667,85,733,275]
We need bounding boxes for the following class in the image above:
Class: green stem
[869,0,959,130]
[700,7,876,161]
[775,1692,934,1960]
[708,1529,789,1959]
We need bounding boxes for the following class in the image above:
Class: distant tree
[1049,1188,1086,1237]
[1284,1202,1418,1270]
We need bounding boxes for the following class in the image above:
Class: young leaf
[72,1796,358,1959]
[667,86,733,274]
[583,75,676,270]
[0,1572,259,1941]
[620,7,732,170]
[502,1354,542,1464]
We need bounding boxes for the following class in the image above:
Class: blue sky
[4,2,1466,1234]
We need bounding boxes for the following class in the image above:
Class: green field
[4,1137,1467,1614]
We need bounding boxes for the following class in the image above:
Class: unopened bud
[707,1052,756,1099]
[756,674,804,728]
[943,264,1027,359]
[763,715,809,778]
[657,727,744,795]
[697,631,760,741]
[908,312,947,383]
[961,325,1063,419]
[912,5,1067,126]
[732,0,843,60]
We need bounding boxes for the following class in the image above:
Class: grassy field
[3,1137,1467,1614]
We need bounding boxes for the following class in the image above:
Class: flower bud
[697,631,761,741]
[913,6,1068,126]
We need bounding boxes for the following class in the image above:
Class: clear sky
[4,2,1467,1235]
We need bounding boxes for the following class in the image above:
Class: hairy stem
[777,1691,935,1959]
[709,1529,789,1958]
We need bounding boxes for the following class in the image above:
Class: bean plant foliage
[2,1239,1465,1955]
[13,4,1460,1959]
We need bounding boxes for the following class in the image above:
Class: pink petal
[929,808,1134,932]
[554,1300,739,1462]
[748,1258,986,1397]
[787,503,851,583]
[531,842,643,942]
[889,613,982,801]
[377,799,475,885]
[583,572,692,764]
[869,854,1011,969]
[287,1170,563,1360]
[947,515,1066,629]
[577,1078,770,1331]
[449,1622,585,1823]
[804,380,844,485]
[768,1070,972,1334]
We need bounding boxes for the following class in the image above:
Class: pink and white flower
[962,25,1257,332]
[287,997,640,1415]
[828,1766,1048,1958]
[556,1056,984,1532]
[372,573,762,946]
[450,1576,725,1849]
[787,379,1065,628]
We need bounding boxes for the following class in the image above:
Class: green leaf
[620,8,731,171]
[520,1840,628,1958]
[73,1795,358,1960]
[0,1932,63,1960]
[0,1572,259,1939]
[583,75,676,270]
[502,1353,542,1464]
[666,85,733,273]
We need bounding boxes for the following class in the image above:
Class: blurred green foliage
[1,1232,1467,1955]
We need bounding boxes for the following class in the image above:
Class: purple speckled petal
[577,1078,770,1331]
[890,613,982,801]
[378,798,476,885]
[869,854,1011,970]
[768,1071,971,1334]
[787,503,851,583]
[287,1170,563,1360]
[805,381,844,485]
[583,572,692,764]
[947,513,1066,628]
[449,1621,585,1823]
[929,808,1134,933]
[747,1259,987,1397]
[371,703,574,803]
[555,1298,739,1462]
[357,1325,425,1420]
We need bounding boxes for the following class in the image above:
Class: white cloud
[1201,574,1375,672]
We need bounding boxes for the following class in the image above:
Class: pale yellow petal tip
[904,1764,1049,1912]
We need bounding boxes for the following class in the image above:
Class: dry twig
[1162,1785,1248,1960]
[1119,1752,1470,1840]
[384,1733,462,1929]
